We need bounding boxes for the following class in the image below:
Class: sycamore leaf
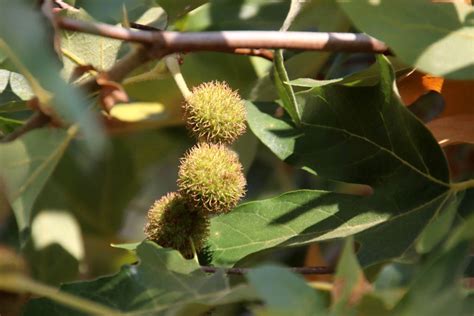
[59,9,122,81]
[0,128,76,231]
[331,238,371,314]
[338,0,474,80]
[208,56,459,267]
[24,241,258,315]
[0,1,104,151]
[247,265,327,316]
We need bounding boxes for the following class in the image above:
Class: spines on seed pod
[144,192,209,259]
[183,81,246,144]
[177,143,246,214]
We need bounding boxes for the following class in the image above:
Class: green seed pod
[178,143,246,214]
[183,81,246,144]
[144,192,209,259]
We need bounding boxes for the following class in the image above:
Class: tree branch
[2,112,50,142]
[57,17,390,54]
[200,265,334,275]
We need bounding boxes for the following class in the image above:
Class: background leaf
[273,50,300,124]
[0,0,104,150]
[247,265,327,316]
[59,9,122,81]
[24,241,257,315]
[338,0,474,79]
[155,0,209,25]
[331,238,371,314]
[208,56,457,266]
[0,128,74,231]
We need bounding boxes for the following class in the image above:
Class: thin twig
[2,112,50,142]
[201,265,334,275]
[57,17,390,54]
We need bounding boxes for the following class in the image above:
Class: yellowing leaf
[109,102,166,122]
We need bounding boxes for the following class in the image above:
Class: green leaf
[0,1,104,151]
[134,6,168,30]
[415,192,462,254]
[332,238,370,315]
[288,0,350,32]
[75,0,150,23]
[110,242,141,251]
[43,137,140,236]
[288,59,411,88]
[274,50,300,125]
[337,0,474,80]
[248,56,449,189]
[24,241,258,315]
[209,56,457,267]
[59,9,122,81]
[0,128,75,231]
[24,209,84,285]
[182,0,289,31]
[0,117,23,136]
[155,0,209,25]
[247,265,327,316]
[209,190,458,267]
[0,70,32,113]
[392,242,470,315]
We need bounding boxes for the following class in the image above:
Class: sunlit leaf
[209,56,457,267]
[0,1,104,151]
[59,9,122,81]
[338,0,474,79]
[0,128,75,231]
[109,102,166,122]
[247,265,327,316]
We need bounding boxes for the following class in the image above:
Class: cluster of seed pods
[144,81,247,258]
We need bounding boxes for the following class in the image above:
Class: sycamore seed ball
[144,192,209,259]
[183,81,247,144]
[178,143,246,214]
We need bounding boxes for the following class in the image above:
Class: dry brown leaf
[426,115,474,146]
[304,244,333,282]
[96,75,129,112]
[397,71,443,105]
[398,71,474,119]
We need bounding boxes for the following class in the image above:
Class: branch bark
[58,17,390,54]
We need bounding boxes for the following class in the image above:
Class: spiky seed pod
[144,192,209,259]
[183,81,247,144]
[178,143,246,214]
